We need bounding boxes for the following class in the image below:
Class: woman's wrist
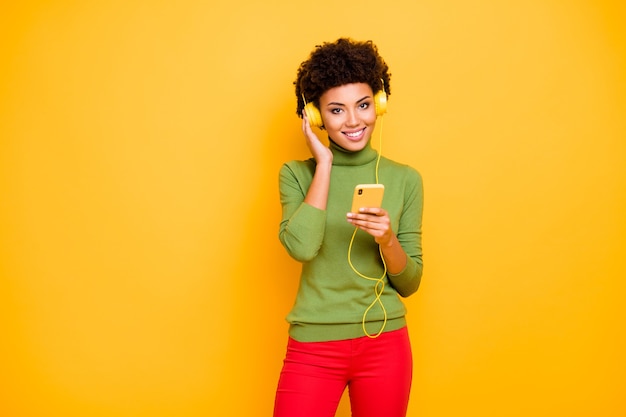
[315,160,332,171]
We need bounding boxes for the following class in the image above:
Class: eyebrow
[326,95,371,107]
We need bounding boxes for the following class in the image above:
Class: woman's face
[318,83,377,152]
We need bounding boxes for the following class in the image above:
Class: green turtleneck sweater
[279,141,423,342]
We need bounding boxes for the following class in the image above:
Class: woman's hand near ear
[302,112,332,211]
[302,112,332,166]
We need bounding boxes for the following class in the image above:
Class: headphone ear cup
[374,90,388,116]
[304,102,323,128]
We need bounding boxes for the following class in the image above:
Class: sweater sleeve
[388,168,424,297]
[278,162,327,262]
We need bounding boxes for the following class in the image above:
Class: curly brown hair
[294,38,391,118]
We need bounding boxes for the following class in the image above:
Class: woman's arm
[277,114,334,262]
[302,113,332,210]
[347,169,424,296]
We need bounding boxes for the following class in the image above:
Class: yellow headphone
[303,82,388,128]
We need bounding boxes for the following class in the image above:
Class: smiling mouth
[344,128,366,139]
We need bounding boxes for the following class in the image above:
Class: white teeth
[345,129,364,138]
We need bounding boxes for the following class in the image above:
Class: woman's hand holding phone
[347,184,394,247]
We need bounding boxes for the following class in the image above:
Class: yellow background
[1,1,625,416]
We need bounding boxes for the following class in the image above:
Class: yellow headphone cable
[347,115,388,338]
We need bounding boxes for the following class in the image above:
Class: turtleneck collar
[329,139,379,166]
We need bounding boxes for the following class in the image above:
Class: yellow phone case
[351,184,385,213]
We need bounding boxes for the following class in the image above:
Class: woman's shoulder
[380,156,422,181]
[280,158,317,181]
[281,158,316,171]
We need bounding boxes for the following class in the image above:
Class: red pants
[273,327,412,417]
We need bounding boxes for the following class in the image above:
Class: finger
[357,223,387,238]
[348,212,378,222]
[356,208,386,217]
[347,215,381,228]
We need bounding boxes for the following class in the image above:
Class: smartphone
[351,184,385,213]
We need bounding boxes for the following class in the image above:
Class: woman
[274,38,424,417]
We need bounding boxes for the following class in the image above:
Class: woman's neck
[329,139,378,166]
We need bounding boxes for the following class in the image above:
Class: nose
[345,109,359,127]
